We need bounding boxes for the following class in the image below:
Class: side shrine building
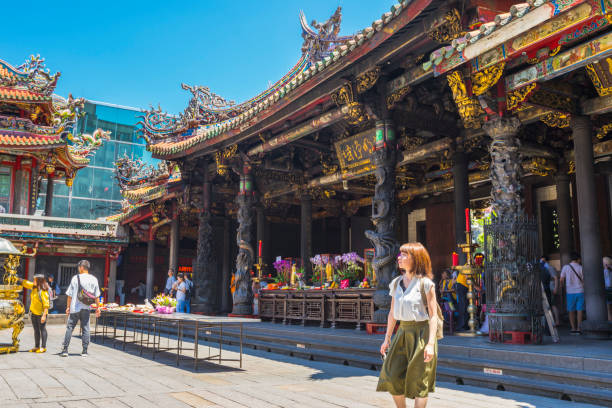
[116,1,612,336]
[0,55,125,304]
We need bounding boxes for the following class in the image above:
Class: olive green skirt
[376,320,437,398]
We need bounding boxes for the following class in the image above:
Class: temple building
[116,1,611,337]
[0,55,126,305]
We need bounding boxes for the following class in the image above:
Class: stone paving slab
[0,325,606,407]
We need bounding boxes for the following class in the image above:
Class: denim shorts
[566,292,585,312]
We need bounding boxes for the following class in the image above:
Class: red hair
[399,242,433,279]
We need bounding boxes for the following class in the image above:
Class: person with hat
[18,274,50,353]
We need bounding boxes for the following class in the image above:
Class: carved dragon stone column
[232,163,255,315]
[366,120,398,323]
[193,167,217,314]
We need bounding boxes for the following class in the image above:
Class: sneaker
[36,348,46,353]
[570,330,580,335]
[60,350,68,357]
[81,351,88,357]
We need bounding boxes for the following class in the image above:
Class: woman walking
[377,242,439,408]
[19,274,50,353]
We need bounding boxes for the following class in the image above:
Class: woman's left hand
[424,344,435,363]
[41,315,46,324]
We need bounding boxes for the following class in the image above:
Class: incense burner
[0,284,25,354]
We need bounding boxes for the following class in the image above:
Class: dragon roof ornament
[114,153,171,190]
[300,7,353,64]
[0,55,60,96]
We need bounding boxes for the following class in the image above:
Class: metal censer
[0,238,33,354]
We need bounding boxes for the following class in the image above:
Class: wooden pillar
[366,120,398,323]
[44,173,54,217]
[300,193,312,276]
[556,170,574,267]
[571,116,608,328]
[168,209,179,274]
[221,217,232,312]
[145,228,155,300]
[108,255,118,303]
[340,214,349,254]
[232,163,255,315]
[452,149,470,263]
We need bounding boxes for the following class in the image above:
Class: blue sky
[2,1,397,114]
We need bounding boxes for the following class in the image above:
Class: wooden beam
[582,94,612,116]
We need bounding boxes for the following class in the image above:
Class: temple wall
[350,216,373,257]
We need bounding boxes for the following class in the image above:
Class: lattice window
[58,263,78,289]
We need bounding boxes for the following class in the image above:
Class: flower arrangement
[272,259,292,285]
[151,294,176,307]
[334,252,365,283]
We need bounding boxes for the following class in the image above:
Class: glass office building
[37,101,158,219]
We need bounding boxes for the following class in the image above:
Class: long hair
[399,242,433,279]
[34,276,49,291]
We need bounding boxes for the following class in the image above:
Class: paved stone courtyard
[0,325,603,407]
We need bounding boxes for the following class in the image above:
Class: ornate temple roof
[141,1,413,158]
[0,55,109,177]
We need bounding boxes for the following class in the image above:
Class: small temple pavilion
[114,1,611,337]
[0,55,125,306]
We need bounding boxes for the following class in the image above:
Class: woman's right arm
[21,279,33,290]
[380,296,396,355]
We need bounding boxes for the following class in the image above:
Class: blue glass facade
[37,101,157,219]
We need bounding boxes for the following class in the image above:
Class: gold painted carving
[215,144,237,176]
[540,112,570,128]
[506,83,537,111]
[429,9,464,43]
[320,154,338,175]
[332,83,368,125]
[472,62,506,96]
[568,160,575,175]
[525,157,557,177]
[447,71,484,129]
[586,63,612,97]
[332,84,354,107]
[596,123,612,139]
[356,67,380,94]
[386,86,411,109]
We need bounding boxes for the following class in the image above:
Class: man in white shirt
[60,260,101,356]
[560,252,584,335]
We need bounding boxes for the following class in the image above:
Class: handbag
[76,275,98,306]
[419,278,445,340]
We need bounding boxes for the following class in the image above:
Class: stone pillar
[168,211,179,274]
[108,256,118,303]
[145,229,155,300]
[300,193,312,276]
[555,170,574,267]
[44,173,54,217]
[571,116,608,328]
[232,163,255,315]
[221,217,232,312]
[194,168,216,314]
[340,215,349,254]
[366,120,398,323]
[453,149,470,263]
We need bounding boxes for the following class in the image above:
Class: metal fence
[484,214,543,341]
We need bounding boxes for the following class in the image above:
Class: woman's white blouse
[389,276,435,322]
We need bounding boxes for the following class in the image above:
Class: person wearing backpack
[60,260,101,356]
[560,252,584,335]
[184,273,194,313]
[377,242,442,408]
[17,274,50,353]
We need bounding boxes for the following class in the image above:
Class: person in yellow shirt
[19,274,50,353]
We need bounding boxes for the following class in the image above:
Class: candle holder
[453,222,482,337]
[253,256,266,283]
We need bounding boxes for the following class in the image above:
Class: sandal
[28,348,39,353]
[35,348,46,353]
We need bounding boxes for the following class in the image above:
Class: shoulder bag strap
[568,264,583,283]
[420,278,431,318]
[37,288,43,306]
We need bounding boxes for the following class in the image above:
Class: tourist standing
[164,269,176,295]
[184,273,193,313]
[377,242,438,408]
[130,280,146,303]
[540,255,560,325]
[560,253,584,335]
[47,274,60,313]
[453,268,468,331]
[603,257,612,321]
[61,260,101,356]
[174,273,188,313]
[18,274,50,353]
